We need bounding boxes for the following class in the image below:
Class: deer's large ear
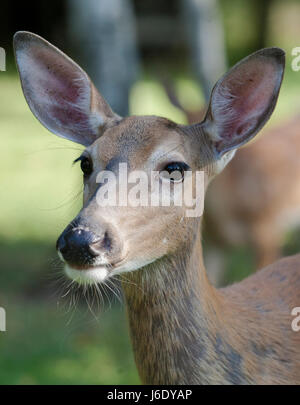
[14,31,120,146]
[200,48,285,157]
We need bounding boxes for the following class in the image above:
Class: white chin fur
[64,264,108,285]
[64,258,157,285]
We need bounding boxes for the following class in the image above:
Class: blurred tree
[180,0,227,102]
[67,0,140,116]
[252,0,273,50]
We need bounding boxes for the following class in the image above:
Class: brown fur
[123,235,300,384]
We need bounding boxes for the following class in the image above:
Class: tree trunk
[180,0,227,102]
[67,0,140,116]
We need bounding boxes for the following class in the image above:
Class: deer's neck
[122,229,231,384]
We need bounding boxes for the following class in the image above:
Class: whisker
[105,279,123,305]
[115,274,145,295]
[101,282,112,311]
[25,145,84,157]
[83,285,100,322]
[38,188,83,212]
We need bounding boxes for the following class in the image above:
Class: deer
[164,80,300,283]
[14,31,300,385]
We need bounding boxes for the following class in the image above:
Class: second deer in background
[164,81,300,285]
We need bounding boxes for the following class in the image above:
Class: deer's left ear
[202,48,285,157]
[14,31,120,146]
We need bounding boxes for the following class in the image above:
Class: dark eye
[80,156,93,176]
[160,162,190,182]
[74,155,93,177]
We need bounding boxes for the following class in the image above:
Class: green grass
[0,299,139,385]
[0,76,82,242]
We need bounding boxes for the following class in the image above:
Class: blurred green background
[1,0,300,385]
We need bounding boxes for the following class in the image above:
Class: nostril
[56,224,116,267]
[88,240,104,257]
[88,243,101,257]
[57,227,101,264]
[89,231,112,256]
[102,231,112,251]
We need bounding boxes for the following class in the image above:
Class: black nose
[56,227,110,267]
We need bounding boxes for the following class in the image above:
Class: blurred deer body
[207,117,300,269]
[15,32,300,384]
[164,81,300,272]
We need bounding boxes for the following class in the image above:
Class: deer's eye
[80,157,93,176]
[160,162,190,182]
[74,156,93,177]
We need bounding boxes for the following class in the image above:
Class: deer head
[14,31,285,285]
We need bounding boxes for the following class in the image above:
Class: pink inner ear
[32,47,85,105]
[15,32,120,145]
[29,46,92,130]
[17,42,102,145]
[214,58,279,144]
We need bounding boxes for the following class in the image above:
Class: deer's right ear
[14,31,120,146]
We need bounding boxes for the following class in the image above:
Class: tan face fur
[71,115,212,282]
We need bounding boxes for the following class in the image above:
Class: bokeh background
[1,0,300,384]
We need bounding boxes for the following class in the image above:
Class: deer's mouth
[62,255,129,285]
[64,264,110,285]
[62,255,157,285]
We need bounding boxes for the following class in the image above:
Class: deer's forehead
[89,116,185,168]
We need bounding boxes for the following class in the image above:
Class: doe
[14,31,300,384]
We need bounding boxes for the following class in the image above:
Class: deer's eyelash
[73,156,84,165]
